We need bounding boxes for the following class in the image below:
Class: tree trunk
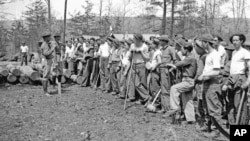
[63,0,68,44]
[48,0,52,33]
[161,0,167,35]
[170,0,175,38]
[6,64,22,77]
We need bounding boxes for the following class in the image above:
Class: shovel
[146,89,161,112]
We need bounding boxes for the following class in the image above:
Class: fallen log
[61,75,67,84]
[63,69,71,78]
[70,74,83,84]
[6,64,22,77]
[7,73,17,83]
[0,67,9,77]
[19,74,29,84]
[17,66,41,81]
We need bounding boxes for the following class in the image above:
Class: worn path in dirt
[0,84,211,141]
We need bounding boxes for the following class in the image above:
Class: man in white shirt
[197,34,224,138]
[222,34,250,125]
[20,41,29,66]
[97,36,111,92]
[213,35,227,68]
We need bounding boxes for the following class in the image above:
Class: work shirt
[202,49,221,76]
[121,50,130,66]
[129,43,149,64]
[98,42,110,57]
[20,45,29,53]
[217,45,226,68]
[65,46,74,58]
[175,54,197,78]
[230,47,250,75]
[55,41,62,55]
[149,49,162,69]
[40,41,55,59]
[109,48,121,63]
[160,45,177,66]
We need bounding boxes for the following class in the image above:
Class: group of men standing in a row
[38,31,250,140]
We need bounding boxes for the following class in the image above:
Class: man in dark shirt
[158,35,177,113]
[163,42,197,123]
[40,33,56,96]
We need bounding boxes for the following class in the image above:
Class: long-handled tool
[146,89,161,112]
[124,52,134,110]
[236,90,246,124]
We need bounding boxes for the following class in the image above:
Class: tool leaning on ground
[146,89,161,112]
[124,52,134,110]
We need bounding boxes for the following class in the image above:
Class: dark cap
[54,33,61,37]
[199,34,215,44]
[159,35,169,42]
[175,38,186,47]
[42,32,51,38]
[194,39,205,50]
[133,33,144,41]
[229,33,246,44]
[225,44,235,50]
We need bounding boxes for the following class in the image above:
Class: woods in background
[0,0,249,56]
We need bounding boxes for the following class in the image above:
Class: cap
[199,34,215,44]
[225,44,235,50]
[54,33,61,37]
[133,33,144,41]
[175,38,186,47]
[159,35,169,42]
[42,32,51,38]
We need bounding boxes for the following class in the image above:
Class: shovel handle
[236,90,246,125]
[151,89,161,105]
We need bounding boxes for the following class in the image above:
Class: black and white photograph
[0,0,250,140]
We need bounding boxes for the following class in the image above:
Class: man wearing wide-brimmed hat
[222,33,250,126]
[20,41,29,66]
[40,32,56,96]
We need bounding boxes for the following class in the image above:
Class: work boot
[163,109,179,118]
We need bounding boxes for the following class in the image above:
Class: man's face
[232,36,242,49]
[201,41,209,51]
[55,36,61,41]
[44,36,51,42]
[181,47,187,56]
[133,38,141,47]
[159,40,167,47]
[213,37,220,48]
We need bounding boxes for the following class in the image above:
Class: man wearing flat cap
[197,34,225,138]
[164,42,197,123]
[20,41,29,66]
[158,35,177,113]
[51,33,64,95]
[222,33,250,126]
[126,33,151,104]
[40,32,56,96]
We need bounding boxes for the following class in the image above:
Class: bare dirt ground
[0,84,211,141]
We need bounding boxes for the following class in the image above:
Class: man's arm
[242,59,250,89]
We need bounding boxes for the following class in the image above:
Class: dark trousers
[160,68,171,111]
[100,57,110,91]
[129,63,150,102]
[21,52,28,66]
[90,58,100,87]
[149,70,161,96]
[110,62,120,93]
[81,58,94,86]
[227,74,249,125]
[203,77,223,125]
